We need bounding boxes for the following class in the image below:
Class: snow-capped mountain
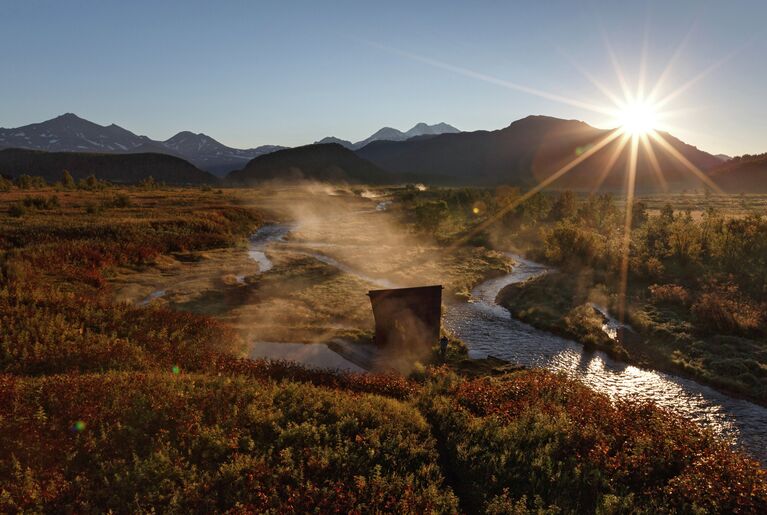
[0,115,458,175]
[315,122,460,150]
[0,113,154,153]
[0,114,284,176]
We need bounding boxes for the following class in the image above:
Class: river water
[248,224,767,463]
[444,254,767,463]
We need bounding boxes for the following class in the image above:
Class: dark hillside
[357,115,721,192]
[709,153,767,192]
[0,148,217,185]
[226,143,392,185]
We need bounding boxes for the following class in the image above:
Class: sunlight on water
[444,254,767,463]
[248,224,767,464]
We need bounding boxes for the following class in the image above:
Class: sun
[616,100,658,136]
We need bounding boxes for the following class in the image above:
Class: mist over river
[247,198,767,464]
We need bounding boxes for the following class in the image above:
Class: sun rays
[371,27,733,322]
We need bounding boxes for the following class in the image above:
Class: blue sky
[2,0,765,155]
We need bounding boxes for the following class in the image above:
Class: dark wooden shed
[367,285,442,358]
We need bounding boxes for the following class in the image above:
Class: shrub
[77,174,102,190]
[542,220,608,267]
[0,176,12,192]
[61,169,76,189]
[419,370,767,513]
[649,283,691,306]
[138,175,158,189]
[14,174,47,189]
[22,194,59,210]
[0,373,459,513]
[101,193,132,209]
[692,284,763,335]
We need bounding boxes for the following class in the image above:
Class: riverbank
[2,185,766,510]
[498,269,767,406]
[105,186,512,347]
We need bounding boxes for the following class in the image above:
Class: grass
[1,184,765,511]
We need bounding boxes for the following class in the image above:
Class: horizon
[3,1,767,507]
[2,0,766,156]
[2,111,653,152]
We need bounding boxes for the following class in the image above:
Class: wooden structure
[367,285,442,358]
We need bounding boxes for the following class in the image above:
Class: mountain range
[1,113,763,192]
[315,122,460,150]
[0,115,460,176]
[0,114,284,177]
[357,115,724,192]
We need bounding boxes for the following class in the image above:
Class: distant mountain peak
[316,122,461,151]
[56,112,82,121]
[0,114,284,176]
[315,136,354,148]
[404,122,460,138]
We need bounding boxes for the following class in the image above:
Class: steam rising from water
[235,184,767,463]
[228,183,456,354]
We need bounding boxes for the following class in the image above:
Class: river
[444,254,767,464]
[248,223,767,463]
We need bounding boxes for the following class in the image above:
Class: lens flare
[380,27,732,316]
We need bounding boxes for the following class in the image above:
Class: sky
[2,0,766,156]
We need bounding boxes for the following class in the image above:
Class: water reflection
[444,255,767,463]
[249,341,364,373]
[247,224,292,272]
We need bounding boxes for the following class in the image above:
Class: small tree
[0,176,12,192]
[62,170,76,189]
[659,203,675,224]
[138,176,157,189]
[78,174,101,191]
[549,190,577,221]
[631,201,648,228]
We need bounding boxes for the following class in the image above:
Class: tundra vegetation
[391,185,767,403]
[0,178,765,512]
